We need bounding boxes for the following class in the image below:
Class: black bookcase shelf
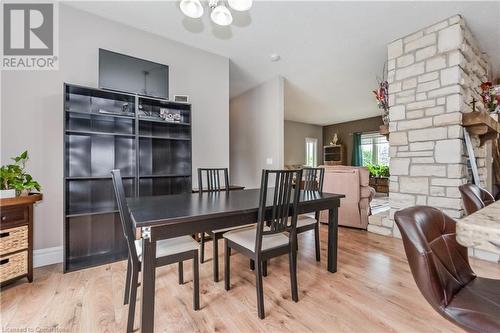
[65,176,135,180]
[66,109,136,120]
[138,135,191,140]
[66,210,119,218]
[66,130,136,138]
[139,117,191,126]
[63,83,192,272]
[139,174,191,178]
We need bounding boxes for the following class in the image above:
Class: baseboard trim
[33,246,63,268]
[471,248,500,263]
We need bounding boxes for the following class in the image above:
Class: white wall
[0,5,229,257]
[284,120,323,166]
[229,76,284,189]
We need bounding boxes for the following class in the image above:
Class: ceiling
[67,1,500,125]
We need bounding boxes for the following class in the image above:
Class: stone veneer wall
[368,15,491,240]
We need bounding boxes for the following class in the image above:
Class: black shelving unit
[63,83,192,272]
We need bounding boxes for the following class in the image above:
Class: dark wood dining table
[191,184,245,193]
[128,188,344,333]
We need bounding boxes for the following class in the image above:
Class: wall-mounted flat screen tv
[99,49,169,99]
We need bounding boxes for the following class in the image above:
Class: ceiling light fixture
[180,0,252,26]
[227,0,253,11]
[180,0,204,18]
[210,1,233,26]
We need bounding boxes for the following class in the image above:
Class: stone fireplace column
[367,15,491,240]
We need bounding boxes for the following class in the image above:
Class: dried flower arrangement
[480,81,500,113]
[373,62,390,124]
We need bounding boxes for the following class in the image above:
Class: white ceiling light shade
[179,0,250,26]
[211,3,233,26]
[179,0,204,19]
[227,0,253,11]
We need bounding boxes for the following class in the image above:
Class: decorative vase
[20,189,30,197]
[0,189,16,199]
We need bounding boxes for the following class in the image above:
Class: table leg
[327,207,338,273]
[213,235,219,282]
[141,232,157,333]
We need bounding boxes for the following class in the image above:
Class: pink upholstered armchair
[319,166,375,229]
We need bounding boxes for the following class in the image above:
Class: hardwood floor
[1,226,499,332]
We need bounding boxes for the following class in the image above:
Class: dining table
[127,188,344,333]
[456,199,500,255]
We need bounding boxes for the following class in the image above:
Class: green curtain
[351,132,363,166]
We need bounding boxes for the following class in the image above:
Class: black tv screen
[98,49,169,99]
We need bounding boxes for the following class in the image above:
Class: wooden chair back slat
[255,169,302,253]
[111,169,139,264]
[198,168,230,192]
[302,167,325,192]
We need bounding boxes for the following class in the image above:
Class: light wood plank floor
[1,226,499,333]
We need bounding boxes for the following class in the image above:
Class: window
[361,133,389,166]
[305,138,318,167]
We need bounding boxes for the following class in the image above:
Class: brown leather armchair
[394,206,500,333]
[459,184,495,216]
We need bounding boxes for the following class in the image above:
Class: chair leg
[178,261,184,285]
[262,260,268,277]
[127,267,139,333]
[255,259,265,319]
[200,233,205,263]
[213,234,219,282]
[224,240,231,291]
[314,222,321,262]
[124,257,131,305]
[289,249,299,303]
[250,259,255,271]
[193,251,200,311]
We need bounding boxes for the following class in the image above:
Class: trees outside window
[360,133,389,166]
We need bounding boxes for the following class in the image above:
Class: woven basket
[0,251,28,283]
[0,226,28,256]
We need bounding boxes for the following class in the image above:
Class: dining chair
[198,167,254,282]
[394,206,500,333]
[223,169,303,319]
[295,167,324,261]
[111,170,200,332]
[458,183,495,215]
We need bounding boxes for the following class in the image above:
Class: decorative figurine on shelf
[330,133,339,146]
[480,81,500,113]
[159,108,182,123]
[121,103,130,114]
[159,108,170,121]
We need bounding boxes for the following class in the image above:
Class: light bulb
[211,4,233,26]
[228,0,252,11]
[180,0,204,19]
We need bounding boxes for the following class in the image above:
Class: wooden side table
[0,193,42,287]
[369,177,389,194]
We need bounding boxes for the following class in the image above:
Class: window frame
[305,137,318,167]
[360,132,389,166]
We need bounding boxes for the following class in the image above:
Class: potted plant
[367,163,390,193]
[0,151,41,198]
[378,165,390,178]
